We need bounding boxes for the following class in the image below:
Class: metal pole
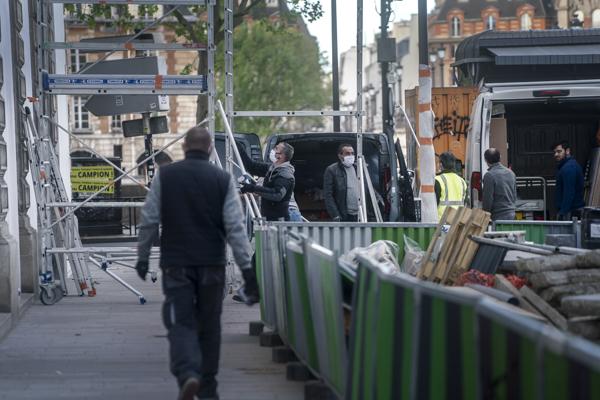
[331,0,340,132]
[142,113,154,185]
[356,0,366,221]
[380,0,399,221]
[418,0,429,65]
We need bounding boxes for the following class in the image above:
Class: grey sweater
[482,163,517,221]
[137,169,252,270]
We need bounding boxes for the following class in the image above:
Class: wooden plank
[494,275,544,318]
[446,209,491,284]
[519,286,567,330]
[419,207,457,280]
[437,208,472,283]
[450,286,548,323]
[430,207,468,281]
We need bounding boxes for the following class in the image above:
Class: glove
[240,267,260,306]
[135,260,149,281]
[240,182,256,194]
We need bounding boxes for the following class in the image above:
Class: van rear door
[214,132,262,179]
[465,92,492,208]
[394,139,417,222]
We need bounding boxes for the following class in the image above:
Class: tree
[65,1,324,123]
[217,21,329,136]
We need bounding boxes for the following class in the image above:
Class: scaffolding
[31,0,380,304]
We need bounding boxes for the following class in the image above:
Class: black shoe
[198,376,219,399]
[232,294,244,303]
[178,377,200,400]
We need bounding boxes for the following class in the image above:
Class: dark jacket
[240,151,295,221]
[482,163,517,221]
[323,161,356,220]
[137,150,252,270]
[556,156,585,217]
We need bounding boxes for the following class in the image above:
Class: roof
[435,0,554,22]
[454,28,600,66]
[453,29,600,84]
[488,44,600,65]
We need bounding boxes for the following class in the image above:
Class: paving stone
[0,259,303,399]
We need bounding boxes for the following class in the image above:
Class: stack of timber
[504,251,600,340]
[419,207,491,284]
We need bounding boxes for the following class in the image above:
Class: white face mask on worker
[342,155,355,167]
[269,149,277,163]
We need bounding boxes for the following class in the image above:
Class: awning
[488,45,600,65]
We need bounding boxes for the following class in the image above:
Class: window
[451,17,461,37]
[487,15,496,30]
[593,9,600,27]
[71,97,90,131]
[111,115,122,132]
[520,13,532,30]
[70,50,90,132]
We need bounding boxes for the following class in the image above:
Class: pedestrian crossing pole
[418,0,438,223]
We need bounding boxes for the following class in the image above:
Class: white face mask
[342,155,355,167]
[269,149,277,163]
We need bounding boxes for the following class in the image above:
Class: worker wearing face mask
[238,142,296,221]
[323,143,361,222]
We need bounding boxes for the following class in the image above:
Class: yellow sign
[71,166,115,194]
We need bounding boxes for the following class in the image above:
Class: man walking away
[323,144,360,222]
[553,140,585,220]
[482,148,517,220]
[434,151,467,219]
[238,142,295,221]
[135,127,259,400]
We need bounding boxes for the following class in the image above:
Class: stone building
[1,2,71,337]
[428,0,556,87]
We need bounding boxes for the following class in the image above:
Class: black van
[215,131,415,222]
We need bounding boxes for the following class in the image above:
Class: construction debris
[519,285,568,330]
[561,294,600,317]
[528,269,600,290]
[510,252,600,340]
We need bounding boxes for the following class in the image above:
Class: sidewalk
[0,263,303,400]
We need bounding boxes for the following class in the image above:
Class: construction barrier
[493,220,579,245]
[254,221,600,399]
[267,222,437,260]
[348,255,600,400]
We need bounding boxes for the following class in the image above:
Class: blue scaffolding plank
[42,72,207,95]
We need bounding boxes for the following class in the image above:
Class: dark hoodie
[555,156,584,217]
[240,151,295,221]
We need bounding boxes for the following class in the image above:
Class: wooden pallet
[419,207,491,284]
[444,209,491,284]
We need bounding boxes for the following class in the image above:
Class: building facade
[429,0,556,87]
[1,2,71,337]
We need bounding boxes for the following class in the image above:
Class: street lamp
[429,53,437,86]
[437,46,446,86]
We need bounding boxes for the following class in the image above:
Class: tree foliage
[216,21,329,136]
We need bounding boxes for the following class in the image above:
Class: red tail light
[471,171,482,203]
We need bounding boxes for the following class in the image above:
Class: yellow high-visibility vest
[435,172,467,219]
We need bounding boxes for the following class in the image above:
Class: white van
[465,80,600,219]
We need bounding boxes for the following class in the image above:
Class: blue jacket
[555,156,585,216]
